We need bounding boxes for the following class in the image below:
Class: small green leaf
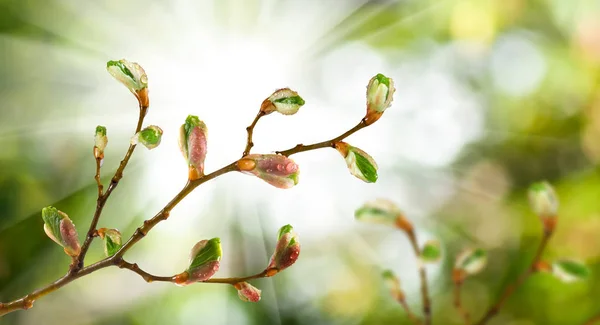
[552,259,590,283]
[456,248,487,275]
[273,95,305,106]
[188,238,222,272]
[95,126,107,136]
[105,236,120,256]
[42,207,63,243]
[107,60,135,81]
[278,224,294,240]
[421,240,442,263]
[354,152,378,183]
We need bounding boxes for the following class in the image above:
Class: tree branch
[404,229,432,325]
[398,298,422,325]
[0,111,375,317]
[475,230,552,325]
[75,106,148,270]
[454,280,470,325]
[276,118,368,157]
[242,111,265,157]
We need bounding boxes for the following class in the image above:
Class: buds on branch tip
[235,282,262,302]
[179,115,208,180]
[421,240,442,264]
[266,225,300,274]
[237,154,299,189]
[365,73,395,125]
[551,259,590,283]
[94,126,108,159]
[355,199,412,231]
[382,270,404,301]
[175,238,222,285]
[260,88,305,116]
[454,248,487,282]
[41,207,81,257]
[106,59,149,108]
[335,142,378,183]
[97,228,122,257]
[528,181,558,232]
[131,125,163,150]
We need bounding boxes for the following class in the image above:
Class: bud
[41,207,81,257]
[97,228,122,257]
[382,270,404,301]
[365,73,395,125]
[335,142,378,183]
[94,126,108,159]
[260,88,305,115]
[235,282,262,302]
[355,199,412,231]
[421,240,442,263]
[454,248,487,277]
[528,181,558,232]
[237,154,299,189]
[179,115,208,180]
[267,225,300,274]
[131,125,163,150]
[106,59,149,108]
[551,259,590,283]
[175,238,222,285]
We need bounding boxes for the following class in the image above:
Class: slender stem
[398,298,422,325]
[0,115,374,317]
[405,229,432,325]
[584,313,600,325]
[242,111,265,157]
[94,156,103,197]
[475,230,552,325]
[454,280,470,325]
[276,119,368,156]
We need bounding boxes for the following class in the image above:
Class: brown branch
[453,280,470,325]
[75,106,148,271]
[94,156,103,197]
[242,111,265,157]
[475,230,553,325]
[117,260,176,283]
[404,229,432,325]
[398,298,422,325]
[276,118,368,157]
[0,113,375,317]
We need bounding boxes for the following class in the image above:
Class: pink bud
[179,115,208,180]
[235,282,262,302]
[60,218,81,257]
[267,225,300,273]
[237,154,299,189]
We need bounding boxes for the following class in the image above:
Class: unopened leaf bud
[179,115,208,180]
[335,142,378,183]
[237,154,299,189]
[175,238,222,285]
[454,248,487,279]
[260,88,305,115]
[106,59,149,108]
[131,125,163,150]
[382,270,404,301]
[235,282,262,302]
[355,199,412,231]
[365,73,395,125]
[421,240,442,263]
[528,181,558,232]
[266,225,300,274]
[41,207,81,257]
[94,126,108,159]
[552,259,590,283]
[97,228,122,257]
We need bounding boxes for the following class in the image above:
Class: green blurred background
[0,0,599,324]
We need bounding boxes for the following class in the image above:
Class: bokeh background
[1,0,599,324]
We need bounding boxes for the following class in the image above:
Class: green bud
[335,142,378,183]
[106,59,149,107]
[382,270,404,301]
[131,125,163,150]
[41,207,81,257]
[552,259,590,283]
[97,228,122,257]
[455,248,487,276]
[267,224,300,273]
[261,88,305,115]
[94,126,108,158]
[528,181,558,219]
[179,238,222,284]
[355,199,412,230]
[178,115,208,180]
[421,240,442,263]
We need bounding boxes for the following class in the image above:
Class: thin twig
[242,111,265,157]
[404,229,432,325]
[94,156,103,197]
[454,280,470,325]
[399,299,422,325]
[0,110,374,317]
[475,230,552,325]
[276,118,368,156]
[75,106,148,270]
